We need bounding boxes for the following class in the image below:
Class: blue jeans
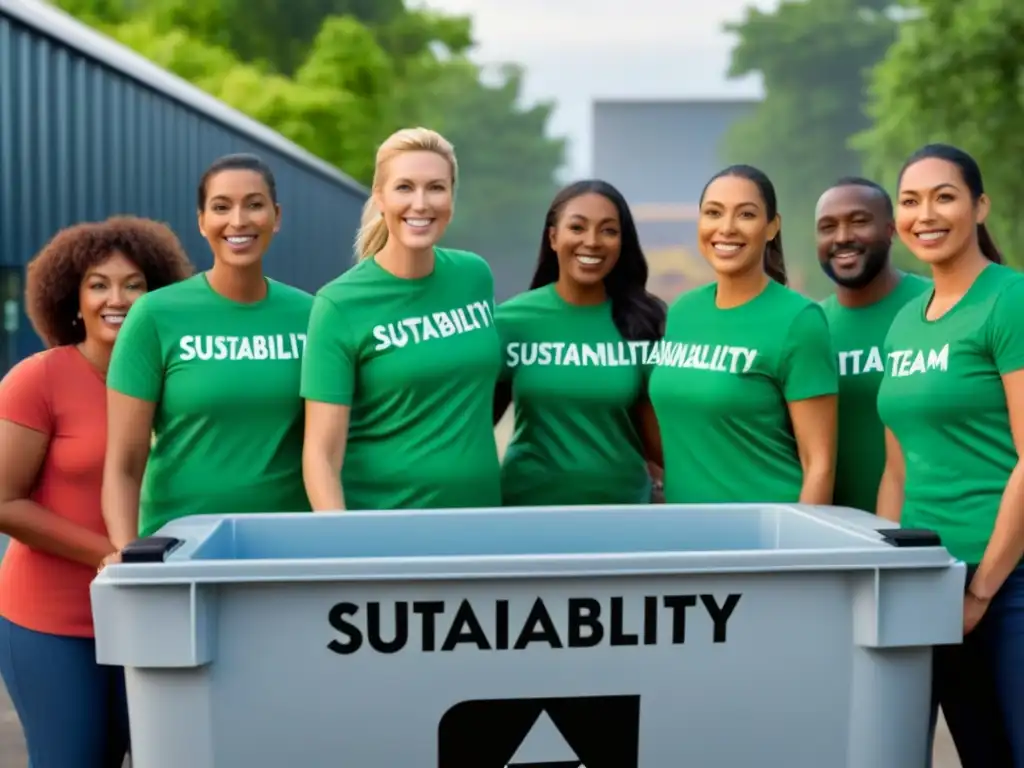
[0,616,129,768]
[931,564,1024,767]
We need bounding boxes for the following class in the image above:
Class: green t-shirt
[820,273,931,513]
[496,284,653,506]
[107,274,314,537]
[877,263,1024,565]
[648,280,838,504]
[300,247,502,510]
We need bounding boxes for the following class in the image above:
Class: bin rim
[90,503,959,587]
[92,547,960,587]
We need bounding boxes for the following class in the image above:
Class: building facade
[591,98,758,302]
[0,0,368,371]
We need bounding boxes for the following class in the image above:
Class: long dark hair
[700,164,787,285]
[530,180,666,341]
[897,143,1002,264]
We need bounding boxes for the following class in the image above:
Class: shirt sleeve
[0,353,52,434]
[494,302,515,384]
[479,258,497,320]
[779,303,839,402]
[989,278,1024,375]
[107,297,165,402]
[301,294,357,406]
[473,257,508,383]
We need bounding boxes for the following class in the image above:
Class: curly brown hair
[26,216,195,348]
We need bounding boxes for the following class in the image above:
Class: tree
[854,0,1024,268]
[92,0,464,76]
[293,16,400,182]
[721,0,897,295]
[96,17,388,180]
[131,0,407,75]
[56,0,566,290]
[54,0,131,26]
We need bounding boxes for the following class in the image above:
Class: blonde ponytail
[354,197,389,262]
[353,127,458,262]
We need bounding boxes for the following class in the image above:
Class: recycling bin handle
[877,528,942,548]
[120,536,185,563]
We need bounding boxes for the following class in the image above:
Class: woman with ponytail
[301,127,502,511]
[877,143,1024,765]
[647,164,838,504]
[102,154,313,557]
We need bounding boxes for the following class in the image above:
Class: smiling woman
[492,179,667,507]
[301,128,504,512]
[101,154,316,554]
[648,165,838,506]
[877,143,1024,764]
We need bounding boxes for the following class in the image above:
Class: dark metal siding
[0,2,367,364]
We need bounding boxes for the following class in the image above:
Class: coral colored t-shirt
[0,346,110,637]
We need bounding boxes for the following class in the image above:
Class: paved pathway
[0,685,25,768]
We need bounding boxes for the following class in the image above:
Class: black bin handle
[120,536,184,563]
[878,528,942,548]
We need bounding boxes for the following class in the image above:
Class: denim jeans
[0,616,130,768]
[931,564,1024,767]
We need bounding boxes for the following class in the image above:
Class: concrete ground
[0,419,964,765]
[932,717,962,767]
[0,688,25,768]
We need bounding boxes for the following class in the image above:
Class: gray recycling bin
[91,504,965,768]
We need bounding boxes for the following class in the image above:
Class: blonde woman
[301,127,502,510]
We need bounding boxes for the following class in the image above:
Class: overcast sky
[420,0,779,177]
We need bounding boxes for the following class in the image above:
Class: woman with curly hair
[102,154,314,556]
[0,216,193,767]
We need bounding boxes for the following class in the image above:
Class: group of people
[0,124,1019,767]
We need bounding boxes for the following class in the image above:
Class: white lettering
[176,334,306,362]
[373,300,493,352]
[507,341,653,368]
[886,344,949,378]
[837,346,886,376]
[179,335,196,361]
[647,341,758,374]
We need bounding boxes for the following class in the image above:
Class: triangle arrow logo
[505,710,584,768]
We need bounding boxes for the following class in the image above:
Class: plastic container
[91,504,965,768]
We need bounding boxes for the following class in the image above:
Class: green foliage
[54,0,131,26]
[124,0,406,75]
[293,16,400,181]
[54,0,565,287]
[721,0,897,296]
[97,17,384,182]
[855,0,1024,267]
[374,8,474,63]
